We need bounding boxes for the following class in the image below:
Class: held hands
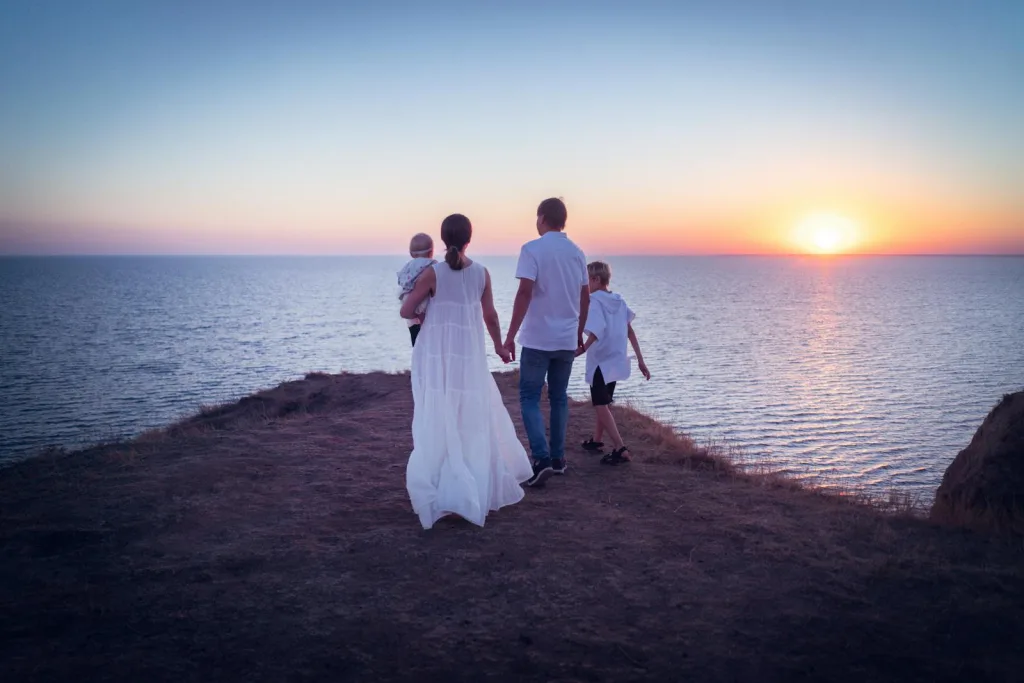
[495,342,513,364]
[501,337,516,363]
[574,344,586,358]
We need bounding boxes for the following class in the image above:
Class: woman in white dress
[400,214,533,529]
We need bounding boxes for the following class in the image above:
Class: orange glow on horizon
[790,212,862,255]
[1,199,1022,256]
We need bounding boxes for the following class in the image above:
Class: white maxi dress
[407,261,533,529]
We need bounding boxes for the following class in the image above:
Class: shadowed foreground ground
[2,372,1023,682]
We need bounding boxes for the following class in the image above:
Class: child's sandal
[600,447,632,465]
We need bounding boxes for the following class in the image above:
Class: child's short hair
[587,261,611,286]
[409,233,433,257]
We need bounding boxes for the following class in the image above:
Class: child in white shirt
[577,261,651,464]
[397,233,436,346]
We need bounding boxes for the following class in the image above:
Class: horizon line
[2,252,1023,258]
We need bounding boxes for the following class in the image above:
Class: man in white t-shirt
[503,198,589,487]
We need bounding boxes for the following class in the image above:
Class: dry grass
[1,371,1023,683]
[932,500,1024,536]
[602,399,929,518]
[598,401,732,473]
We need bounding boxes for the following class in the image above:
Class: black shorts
[589,366,617,406]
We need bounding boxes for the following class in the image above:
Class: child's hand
[496,343,513,364]
[574,344,586,358]
[638,360,651,380]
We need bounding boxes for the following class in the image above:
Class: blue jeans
[519,347,576,467]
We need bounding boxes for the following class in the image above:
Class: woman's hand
[496,343,513,364]
[400,269,435,319]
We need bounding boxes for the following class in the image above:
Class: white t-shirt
[515,231,588,352]
[583,290,636,385]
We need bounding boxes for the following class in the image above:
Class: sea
[2,255,1022,501]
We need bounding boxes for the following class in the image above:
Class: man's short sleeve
[579,252,589,286]
[515,244,538,281]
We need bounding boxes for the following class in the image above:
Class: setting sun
[792,212,861,254]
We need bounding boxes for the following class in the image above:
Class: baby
[397,233,436,346]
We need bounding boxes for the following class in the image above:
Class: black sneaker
[526,462,554,487]
[551,459,568,475]
[581,438,604,452]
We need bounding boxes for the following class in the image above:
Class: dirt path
[2,372,1022,682]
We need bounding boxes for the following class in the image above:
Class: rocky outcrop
[931,391,1024,534]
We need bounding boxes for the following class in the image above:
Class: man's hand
[502,337,516,362]
[496,343,512,364]
[638,360,651,380]
[574,345,586,358]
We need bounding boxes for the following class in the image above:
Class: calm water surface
[2,255,1022,500]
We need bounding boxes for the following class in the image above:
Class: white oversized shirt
[583,290,636,385]
[514,231,588,352]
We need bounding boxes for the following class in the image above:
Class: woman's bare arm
[400,268,436,319]
[482,270,511,362]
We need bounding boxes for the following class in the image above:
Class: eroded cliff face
[931,391,1024,535]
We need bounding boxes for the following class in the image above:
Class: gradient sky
[1,0,1022,255]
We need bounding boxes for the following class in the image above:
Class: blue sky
[1,0,1022,254]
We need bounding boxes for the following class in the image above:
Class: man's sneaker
[551,459,568,475]
[526,462,554,487]
[581,438,604,452]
